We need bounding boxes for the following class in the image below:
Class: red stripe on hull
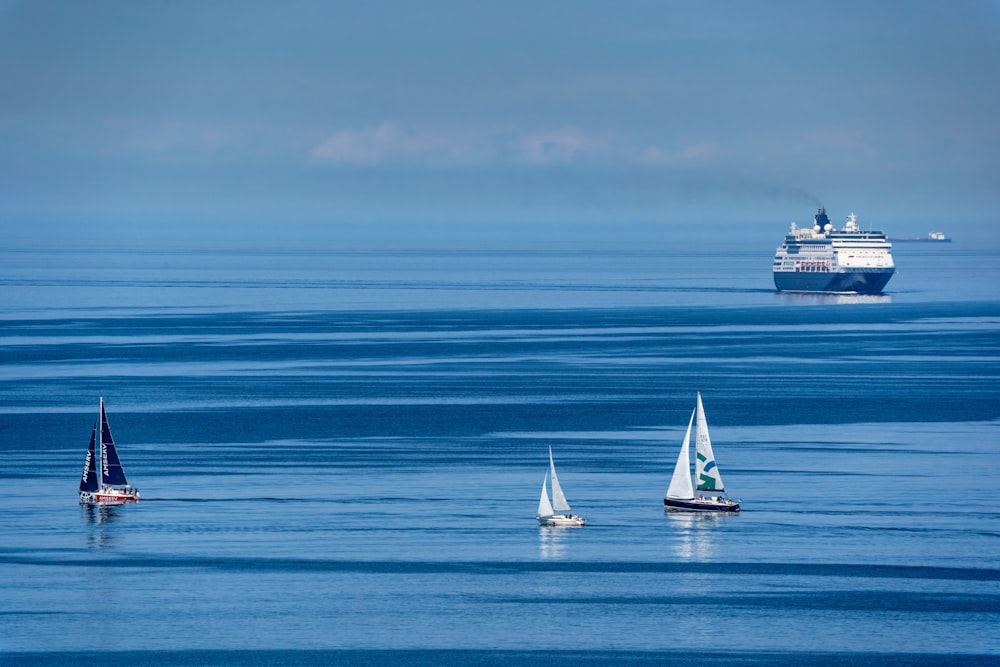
[80,492,139,505]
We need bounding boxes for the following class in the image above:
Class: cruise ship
[773,208,895,293]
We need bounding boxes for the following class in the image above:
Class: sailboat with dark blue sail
[79,398,140,505]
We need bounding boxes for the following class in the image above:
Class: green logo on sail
[696,452,718,490]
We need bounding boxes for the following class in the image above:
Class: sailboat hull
[537,514,586,527]
[664,497,739,513]
[80,488,140,505]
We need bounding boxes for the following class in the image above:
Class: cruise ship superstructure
[773,208,895,294]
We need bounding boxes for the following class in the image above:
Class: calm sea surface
[1,235,998,665]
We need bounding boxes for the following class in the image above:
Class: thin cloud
[309,122,710,168]
[634,141,720,165]
[310,122,491,165]
[310,122,419,164]
[511,128,600,164]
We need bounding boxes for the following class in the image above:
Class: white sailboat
[664,392,740,512]
[536,446,585,526]
[79,397,140,505]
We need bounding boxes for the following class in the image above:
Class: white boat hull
[537,514,585,527]
[80,488,140,505]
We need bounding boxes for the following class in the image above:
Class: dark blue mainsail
[99,402,129,486]
[79,422,99,493]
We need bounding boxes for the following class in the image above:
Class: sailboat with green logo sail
[664,392,740,512]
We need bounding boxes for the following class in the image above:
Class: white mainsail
[536,473,554,518]
[694,392,725,492]
[666,408,696,500]
[548,446,571,512]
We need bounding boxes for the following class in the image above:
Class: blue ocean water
[1,235,998,665]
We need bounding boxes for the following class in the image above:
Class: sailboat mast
[97,396,104,492]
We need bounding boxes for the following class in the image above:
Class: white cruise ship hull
[773,268,894,294]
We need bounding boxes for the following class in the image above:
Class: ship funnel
[814,207,831,233]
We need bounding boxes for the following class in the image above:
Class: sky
[1,1,998,243]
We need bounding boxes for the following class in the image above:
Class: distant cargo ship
[890,232,951,242]
[773,208,895,294]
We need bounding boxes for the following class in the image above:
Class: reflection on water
[665,511,729,560]
[83,504,120,549]
[776,292,892,305]
[538,526,572,559]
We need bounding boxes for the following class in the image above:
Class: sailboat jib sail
[664,393,740,513]
[666,408,696,501]
[79,423,99,494]
[78,398,140,506]
[536,446,585,527]
[537,474,554,519]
